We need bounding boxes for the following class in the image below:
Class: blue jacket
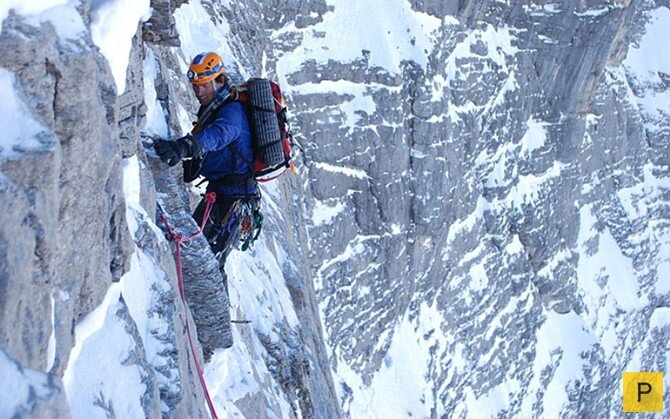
[194,84,258,196]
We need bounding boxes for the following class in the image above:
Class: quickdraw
[215,198,263,253]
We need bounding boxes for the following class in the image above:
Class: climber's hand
[154,136,200,166]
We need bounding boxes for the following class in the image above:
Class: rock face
[0,8,130,415]
[0,2,217,417]
[1,0,669,418]
[262,0,670,416]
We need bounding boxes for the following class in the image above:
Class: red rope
[159,192,219,419]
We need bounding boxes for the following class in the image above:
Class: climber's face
[192,82,216,106]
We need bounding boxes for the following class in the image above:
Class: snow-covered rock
[1,0,669,417]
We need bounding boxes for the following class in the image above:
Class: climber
[153,51,260,287]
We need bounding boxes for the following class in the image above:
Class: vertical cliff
[1,0,669,418]
[271,0,670,416]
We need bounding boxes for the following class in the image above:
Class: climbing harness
[210,196,263,254]
[157,192,219,419]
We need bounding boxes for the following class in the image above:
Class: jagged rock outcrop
[143,0,187,47]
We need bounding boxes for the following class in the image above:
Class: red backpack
[230,78,297,183]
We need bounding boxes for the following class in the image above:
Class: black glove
[154,135,202,167]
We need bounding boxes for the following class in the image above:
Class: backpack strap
[210,174,256,189]
[218,143,257,192]
[228,143,255,174]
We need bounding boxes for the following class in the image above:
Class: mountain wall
[271,0,670,416]
[0,0,669,418]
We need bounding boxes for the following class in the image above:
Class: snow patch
[276,0,441,77]
[468,263,490,292]
[122,155,142,235]
[441,24,519,89]
[577,205,646,313]
[445,196,486,249]
[0,0,65,23]
[574,8,609,18]
[227,238,301,333]
[520,118,548,155]
[0,349,58,418]
[205,330,294,418]
[142,46,169,138]
[0,0,86,40]
[0,69,48,156]
[47,293,56,372]
[10,2,87,42]
[520,311,596,417]
[314,161,369,179]
[312,199,347,226]
[122,156,141,208]
[120,246,178,417]
[62,281,147,418]
[340,91,377,132]
[523,3,562,16]
[287,80,386,133]
[90,0,152,93]
[335,302,447,417]
[649,308,670,330]
[476,377,522,416]
[508,161,564,208]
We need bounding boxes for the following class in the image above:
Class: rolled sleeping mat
[248,78,284,166]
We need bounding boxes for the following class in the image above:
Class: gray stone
[0,10,132,377]
[0,348,69,419]
[2,0,668,417]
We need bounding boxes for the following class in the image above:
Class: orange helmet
[187,52,224,85]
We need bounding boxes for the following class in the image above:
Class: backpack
[186,78,298,185]
[230,78,297,183]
